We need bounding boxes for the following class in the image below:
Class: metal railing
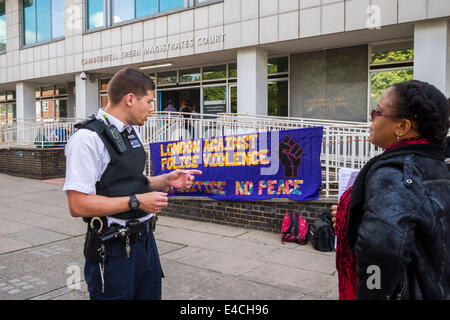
[0,118,79,149]
[0,113,383,197]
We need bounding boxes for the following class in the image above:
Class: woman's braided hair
[391,80,450,145]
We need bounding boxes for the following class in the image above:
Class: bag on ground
[309,210,335,252]
[280,211,308,244]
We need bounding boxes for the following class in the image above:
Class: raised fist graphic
[278,135,304,178]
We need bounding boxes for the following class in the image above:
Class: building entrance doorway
[158,87,200,113]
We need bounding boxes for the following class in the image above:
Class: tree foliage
[370,49,415,109]
[371,49,414,64]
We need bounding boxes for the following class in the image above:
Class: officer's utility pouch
[83,221,104,265]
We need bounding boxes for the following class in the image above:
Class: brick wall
[161,197,337,234]
[0,147,66,180]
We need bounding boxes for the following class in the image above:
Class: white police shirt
[63,109,153,227]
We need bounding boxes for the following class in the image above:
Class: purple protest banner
[150,127,324,201]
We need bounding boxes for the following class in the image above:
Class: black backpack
[309,210,335,252]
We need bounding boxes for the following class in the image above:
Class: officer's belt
[92,216,157,243]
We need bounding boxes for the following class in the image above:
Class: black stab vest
[76,117,151,220]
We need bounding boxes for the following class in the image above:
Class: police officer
[63,68,201,300]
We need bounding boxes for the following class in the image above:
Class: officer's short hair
[108,68,155,105]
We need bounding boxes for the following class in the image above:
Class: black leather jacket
[347,144,450,300]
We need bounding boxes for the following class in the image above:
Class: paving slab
[0,236,85,300]
[156,239,186,256]
[239,262,338,298]
[0,237,30,255]
[12,193,70,212]
[164,246,266,276]
[0,208,47,223]
[0,219,35,235]
[160,258,223,299]
[20,216,86,236]
[183,221,249,238]
[196,236,279,259]
[261,247,336,275]
[235,229,300,250]
[157,215,201,229]
[155,227,226,247]
[3,228,70,247]
[50,290,90,300]
[1,199,72,220]
[187,274,306,300]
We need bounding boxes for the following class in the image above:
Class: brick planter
[0,147,66,180]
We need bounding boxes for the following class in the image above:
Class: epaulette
[74,114,97,130]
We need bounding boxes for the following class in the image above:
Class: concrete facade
[0,0,450,120]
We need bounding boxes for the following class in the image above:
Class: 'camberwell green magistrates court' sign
[81,33,226,65]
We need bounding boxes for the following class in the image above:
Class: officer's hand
[331,205,337,229]
[166,169,202,189]
[137,192,168,214]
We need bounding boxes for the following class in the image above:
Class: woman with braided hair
[332,80,450,300]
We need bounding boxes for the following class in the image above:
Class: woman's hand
[331,205,337,229]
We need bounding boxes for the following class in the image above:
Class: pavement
[0,173,338,300]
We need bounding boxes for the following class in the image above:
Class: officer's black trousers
[84,231,163,300]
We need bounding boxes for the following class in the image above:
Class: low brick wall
[0,147,66,180]
[161,197,338,234]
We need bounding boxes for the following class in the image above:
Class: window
[203,64,226,81]
[151,59,288,116]
[159,0,183,12]
[56,99,68,118]
[88,0,192,30]
[35,85,68,121]
[268,81,288,117]
[113,0,134,23]
[230,86,237,113]
[157,71,177,86]
[0,91,16,123]
[267,57,289,117]
[179,68,201,83]
[87,0,104,29]
[23,0,65,46]
[369,42,414,111]
[268,57,288,74]
[0,103,6,122]
[228,63,237,78]
[136,0,157,18]
[99,78,110,108]
[203,86,226,115]
[51,0,65,38]
[0,1,5,51]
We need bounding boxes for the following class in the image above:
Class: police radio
[103,115,128,154]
